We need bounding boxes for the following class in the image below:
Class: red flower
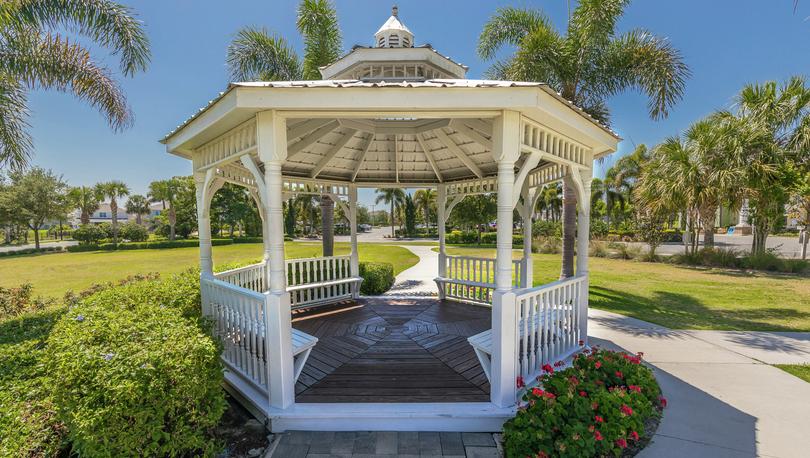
[579,390,587,397]
[588,425,595,432]
[620,404,634,416]
[594,361,602,369]
[516,376,525,388]
[594,415,604,423]
[615,370,624,379]
[591,401,599,410]
[531,387,543,397]
[554,360,564,367]
[629,385,642,393]
[543,391,556,400]
[615,438,628,449]
[536,452,549,458]
[659,396,668,408]
[568,376,580,386]
[579,339,585,346]
[593,430,603,441]
[629,431,640,441]
[542,363,554,373]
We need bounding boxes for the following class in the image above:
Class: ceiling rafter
[310,128,358,178]
[450,120,493,150]
[415,133,443,183]
[351,134,375,181]
[287,120,340,159]
[287,119,334,141]
[432,129,483,178]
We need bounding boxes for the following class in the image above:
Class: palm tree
[536,184,562,222]
[95,180,129,244]
[375,188,405,238]
[478,0,689,278]
[227,0,342,255]
[0,1,150,170]
[69,185,100,225]
[413,189,436,230]
[126,194,150,225]
[148,179,180,241]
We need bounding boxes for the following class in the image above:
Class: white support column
[520,187,535,288]
[257,110,295,409]
[574,166,593,346]
[349,185,360,298]
[193,170,214,278]
[437,184,447,283]
[490,110,521,408]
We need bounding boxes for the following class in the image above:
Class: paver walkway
[384,245,439,297]
[269,431,500,457]
[589,309,810,458]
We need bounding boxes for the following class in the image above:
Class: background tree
[284,198,297,237]
[149,178,188,240]
[0,167,67,249]
[0,0,150,170]
[227,0,342,253]
[95,180,129,244]
[69,185,100,225]
[449,195,498,243]
[375,188,405,238]
[125,194,150,225]
[404,193,417,237]
[211,183,256,237]
[478,0,689,278]
[413,189,436,229]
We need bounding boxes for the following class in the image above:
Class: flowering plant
[503,348,666,457]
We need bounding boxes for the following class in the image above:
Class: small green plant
[504,348,665,457]
[0,283,52,320]
[536,236,562,254]
[71,224,106,245]
[359,262,394,295]
[589,241,609,258]
[533,220,562,238]
[119,221,149,242]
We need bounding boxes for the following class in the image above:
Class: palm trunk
[111,199,119,244]
[169,206,176,241]
[390,202,395,238]
[81,210,90,225]
[700,207,716,248]
[801,228,808,260]
[560,182,577,279]
[31,224,40,249]
[321,195,334,256]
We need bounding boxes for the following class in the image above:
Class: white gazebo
[162,8,619,432]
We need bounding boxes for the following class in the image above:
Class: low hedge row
[446,230,525,247]
[67,238,234,252]
[0,245,64,257]
[504,347,665,457]
[46,270,227,456]
[359,262,395,295]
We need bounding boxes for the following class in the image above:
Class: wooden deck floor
[292,298,492,403]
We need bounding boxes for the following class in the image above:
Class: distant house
[69,202,165,228]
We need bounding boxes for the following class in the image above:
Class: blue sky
[25,0,810,207]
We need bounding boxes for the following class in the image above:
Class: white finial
[392,5,398,17]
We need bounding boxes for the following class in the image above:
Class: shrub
[71,224,106,245]
[479,232,524,247]
[46,270,225,457]
[609,243,642,260]
[589,241,609,258]
[359,262,394,295]
[446,230,479,244]
[590,219,609,239]
[0,283,52,320]
[0,246,63,257]
[66,243,100,252]
[232,236,263,244]
[533,220,562,238]
[119,222,149,242]
[504,348,665,458]
[68,238,234,252]
[661,230,683,243]
[535,236,562,254]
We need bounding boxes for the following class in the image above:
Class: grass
[445,247,810,332]
[776,365,810,383]
[0,242,418,299]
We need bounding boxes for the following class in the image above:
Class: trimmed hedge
[66,238,234,252]
[504,348,665,457]
[45,270,226,456]
[359,262,395,295]
[232,236,263,244]
[0,246,63,257]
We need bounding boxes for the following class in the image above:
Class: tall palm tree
[536,184,562,222]
[375,188,405,238]
[148,179,179,241]
[227,0,342,255]
[0,0,150,170]
[478,0,689,278]
[69,185,99,225]
[413,189,436,230]
[95,180,129,244]
[125,194,150,225]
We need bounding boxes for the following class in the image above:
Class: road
[630,234,805,258]
[0,240,78,253]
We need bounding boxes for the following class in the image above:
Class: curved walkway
[383,245,439,297]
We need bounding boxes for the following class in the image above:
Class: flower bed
[504,348,666,457]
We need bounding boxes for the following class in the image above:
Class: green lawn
[445,247,810,332]
[776,365,810,383]
[0,242,418,298]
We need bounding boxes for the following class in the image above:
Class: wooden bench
[287,277,363,309]
[467,309,566,382]
[434,277,495,305]
[291,328,318,382]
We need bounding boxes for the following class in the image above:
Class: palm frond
[297,0,341,80]
[1,31,132,131]
[9,0,150,76]
[0,76,31,170]
[600,28,689,120]
[227,27,302,81]
[567,0,629,51]
[477,7,554,60]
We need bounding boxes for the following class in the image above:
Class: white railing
[514,275,586,382]
[201,277,268,393]
[442,255,524,304]
[215,262,267,293]
[286,255,355,309]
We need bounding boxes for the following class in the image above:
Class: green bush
[66,243,100,252]
[119,222,149,242]
[0,283,52,320]
[70,224,107,245]
[589,219,609,239]
[68,238,234,252]
[533,220,562,238]
[589,241,609,258]
[232,236,263,244]
[359,262,394,295]
[446,230,480,244]
[535,236,562,254]
[0,246,63,257]
[45,270,226,457]
[504,348,665,458]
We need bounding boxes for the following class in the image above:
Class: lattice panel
[281,178,349,198]
[216,164,258,190]
[521,117,588,167]
[527,163,567,189]
[196,119,257,170]
[445,176,498,197]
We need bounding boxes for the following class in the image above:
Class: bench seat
[291,328,318,382]
[287,276,363,309]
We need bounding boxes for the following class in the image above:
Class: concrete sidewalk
[383,245,439,297]
[589,309,810,458]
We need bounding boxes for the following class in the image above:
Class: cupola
[374,6,413,48]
